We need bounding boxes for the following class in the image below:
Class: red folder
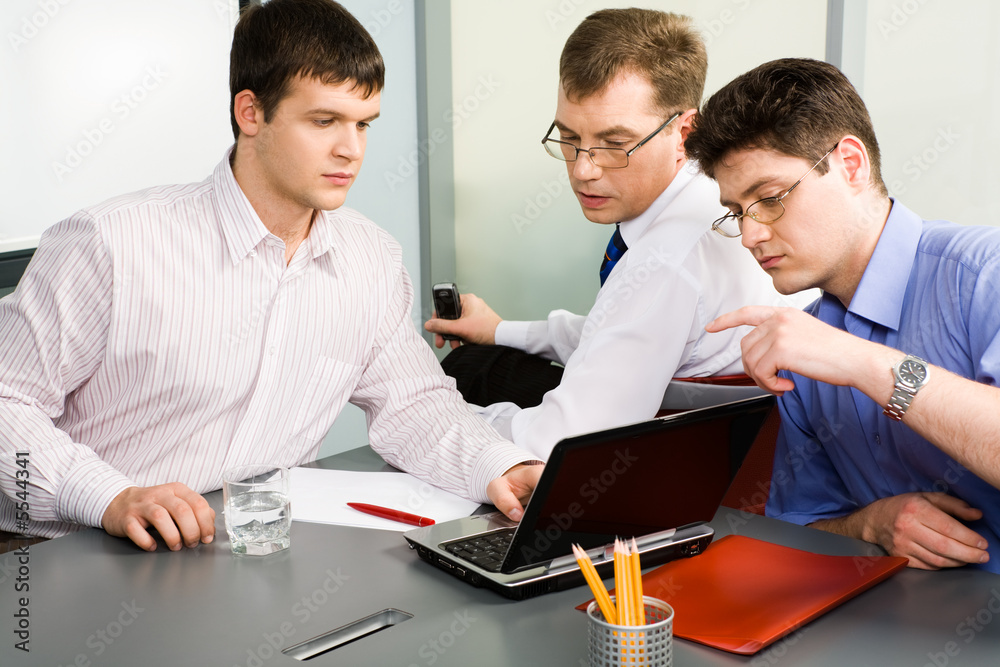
[576,535,907,655]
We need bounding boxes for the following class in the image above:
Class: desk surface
[4,446,1000,666]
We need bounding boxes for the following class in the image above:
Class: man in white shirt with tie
[426,9,810,460]
[0,0,541,554]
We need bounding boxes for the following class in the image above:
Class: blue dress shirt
[766,200,1000,572]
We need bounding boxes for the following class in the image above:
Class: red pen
[347,502,436,527]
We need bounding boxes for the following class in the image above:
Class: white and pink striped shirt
[0,149,533,538]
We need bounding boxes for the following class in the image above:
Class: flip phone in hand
[432,282,462,341]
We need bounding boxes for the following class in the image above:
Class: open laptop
[404,395,775,600]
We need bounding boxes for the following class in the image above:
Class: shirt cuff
[764,505,856,527]
[494,320,531,350]
[57,458,137,529]
[467,441,542,504]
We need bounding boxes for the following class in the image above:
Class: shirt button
[249,249,257,258]
[269,346,277,356]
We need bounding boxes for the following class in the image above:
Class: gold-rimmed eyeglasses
[711,143,839,238]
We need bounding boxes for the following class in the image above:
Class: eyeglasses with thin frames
[711,142,840,238]
[540,112,682,169]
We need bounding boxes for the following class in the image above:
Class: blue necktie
[599,224,627,286]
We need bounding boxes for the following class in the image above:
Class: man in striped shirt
[0,0,541,554]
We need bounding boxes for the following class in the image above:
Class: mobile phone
[432,282,462,341]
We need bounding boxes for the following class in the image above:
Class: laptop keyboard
[443,528,516,573]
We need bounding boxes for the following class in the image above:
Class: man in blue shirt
[686,58,1000,572]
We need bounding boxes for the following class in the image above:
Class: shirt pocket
[292,356,364,441]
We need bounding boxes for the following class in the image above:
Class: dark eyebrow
[719,176,780,208]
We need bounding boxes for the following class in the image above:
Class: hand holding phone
[424,289,502,348]
[432,282,462,341]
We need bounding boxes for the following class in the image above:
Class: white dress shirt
[0,149,533,538]
[483,161,817,459]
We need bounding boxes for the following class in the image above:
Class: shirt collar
[213,145,338,264]
[308,209,337,259]
[617,159,697,247]
[213,146,270,265]
[846,199,923,331]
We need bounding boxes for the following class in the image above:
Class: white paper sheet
[289,467,481,532]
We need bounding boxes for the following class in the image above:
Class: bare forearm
[895,367,1000,489]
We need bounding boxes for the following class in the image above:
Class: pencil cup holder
[587,596,673,667]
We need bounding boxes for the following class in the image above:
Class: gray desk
[4,447,1000,666]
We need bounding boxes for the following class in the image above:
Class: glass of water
[223,465,291,555]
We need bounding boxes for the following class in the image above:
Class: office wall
[324,0,424,456]
[448,1,827,322]
[0,0,236,252]
[863,0,1000,227]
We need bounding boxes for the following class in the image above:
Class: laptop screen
[500,396,773,573]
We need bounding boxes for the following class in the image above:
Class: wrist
[883,354,931,422]
[488,317,502,345]
[855,345,905,407]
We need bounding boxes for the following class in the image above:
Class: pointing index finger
[706,305,775,333]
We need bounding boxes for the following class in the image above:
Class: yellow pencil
[631,538,645,624]
[612,539,624,624]
[572,544,617,625]
[615,538,633,626]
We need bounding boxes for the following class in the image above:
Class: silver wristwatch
[883,354,930,421]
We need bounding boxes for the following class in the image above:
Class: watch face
[899,359,927,385]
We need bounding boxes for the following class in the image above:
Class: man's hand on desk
[487,463,543,522]
[102,483,216,552]
[810,492,989,570]
[424,293,502,350]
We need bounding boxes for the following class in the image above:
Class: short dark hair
[687,58,887,196]
[559,9,706,116]
[229,0,384,141]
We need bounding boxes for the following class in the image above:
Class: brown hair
[687,58,887,195]
[559,8,706,115]
[229,0,384,141]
